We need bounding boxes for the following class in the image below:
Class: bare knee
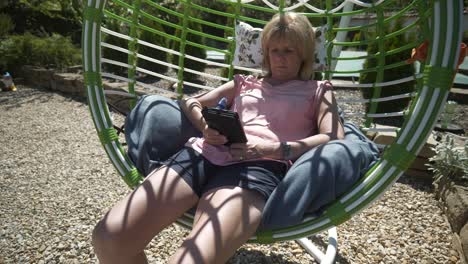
[92,219,118,256]
[92,217,136,261]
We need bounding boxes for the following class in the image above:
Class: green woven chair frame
[82,0,463,252]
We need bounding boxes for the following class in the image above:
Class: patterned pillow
[232,21,328,71]
[313,25,328,71]
[232,22,263,68]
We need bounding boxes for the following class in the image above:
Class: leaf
[38,1,62,12]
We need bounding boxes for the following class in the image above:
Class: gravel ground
[0,84,462,263]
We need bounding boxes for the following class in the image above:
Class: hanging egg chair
[82,0,464,262]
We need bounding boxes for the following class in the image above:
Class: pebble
[0,86,459,263]
[38,245,46,252]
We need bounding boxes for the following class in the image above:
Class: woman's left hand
[229,142,276,161]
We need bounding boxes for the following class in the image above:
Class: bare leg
[92,166,199,264]
[169,187,265,264]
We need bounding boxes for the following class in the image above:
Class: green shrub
[351,32,367,50]
[101,5,169,77]
[1,1,82,44]
[101,19,129,76]
[359,20,416,116]
[156,0,179,37]
[429,134,468,185]
[0,33,81,76]
[0,13,14,38]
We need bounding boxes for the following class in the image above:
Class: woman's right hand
[180,80,236,144]
[202,125,228,145]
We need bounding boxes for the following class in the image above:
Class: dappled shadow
[373,117,404,128]
[0,87,49,109]
[228,244,351,264]
[334,252,351,264]
[95,155,268,263]
[396,174,434,194]
[228,248,301,264]
[228,232,355,264]
[0,85,85,111]
[169,79,205,95]
[307,235,351,264]
[136,74,161,84]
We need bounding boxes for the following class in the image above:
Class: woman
[92,12,344,263]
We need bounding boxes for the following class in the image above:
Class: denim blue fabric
[125,95,380,229]
[260,122,380,230]
[125,95,201,176]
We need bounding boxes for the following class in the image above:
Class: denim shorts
[162,147,287,199]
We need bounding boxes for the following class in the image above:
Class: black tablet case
[202,107,247,144]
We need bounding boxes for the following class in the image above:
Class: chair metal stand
[295,227,337,264]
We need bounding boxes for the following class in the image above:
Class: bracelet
[280,142,292,160]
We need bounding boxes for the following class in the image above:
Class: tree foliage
[0,0,83,44]
[0,13,14,38]
[0,33,81,75]
[101,19,130,76]
[359,19,416,117]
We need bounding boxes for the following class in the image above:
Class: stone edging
[21,66,87,97]
[434,177,468,264]
[20,66,140,98]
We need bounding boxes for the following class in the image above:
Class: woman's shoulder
[305,79,330,85]
[234,74,261,83]
[315,80,333,88]
[304,79,333,92]
[233,74,263,89]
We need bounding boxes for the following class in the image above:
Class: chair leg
[295,227,337,264]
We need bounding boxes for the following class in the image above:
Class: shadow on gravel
[307,235,351,264]
[397,174,434,194]
[334,254,351,264]
[228,248,301,264]
[0,86,86,111]
[227,245,351,264]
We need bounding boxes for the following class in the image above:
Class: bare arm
[230,85,345,161]
[284,86,345,160]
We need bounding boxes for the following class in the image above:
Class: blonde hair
[261,12,316,80]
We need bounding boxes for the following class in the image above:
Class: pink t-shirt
[185,74,329,165]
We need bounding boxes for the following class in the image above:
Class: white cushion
[232,21,264,68]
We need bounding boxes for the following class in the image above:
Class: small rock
[38,244,46,252]
[291,248,302,255]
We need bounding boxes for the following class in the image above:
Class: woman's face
[267,37,302,81]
